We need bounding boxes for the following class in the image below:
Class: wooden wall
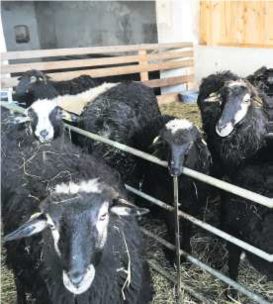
[200,1,273,48]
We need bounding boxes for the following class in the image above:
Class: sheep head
[215,79,261,137]
[153,118,210,176]
[16,70,57,105]
[4,178,148,295]
[23,99,79,143]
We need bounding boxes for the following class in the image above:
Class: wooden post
[138,49,149,82]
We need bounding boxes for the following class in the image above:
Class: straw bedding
[1,103,272,303]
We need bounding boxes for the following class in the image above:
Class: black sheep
[140,116,212,265]
[80,82,161,185]
[247,66,273,98]
[247,66,273,149]
[15,70,98,107]
[221,163,273,288]
[197,73,268,177]
[2,137,153,304]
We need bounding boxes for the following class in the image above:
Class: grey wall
[36,1,157,49]
[2,1,41,51]
[1,1,157,51]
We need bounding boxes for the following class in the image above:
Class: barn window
[14,25,30,43]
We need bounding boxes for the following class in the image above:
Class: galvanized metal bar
[173,175,181,303]
[141,228,271,304]
[147,260,211,304]
[1,101,273,209]
[62,126,273,209]
[1,101,25,114]
[126,184,273,262]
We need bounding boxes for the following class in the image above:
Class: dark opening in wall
[14,25,30,43]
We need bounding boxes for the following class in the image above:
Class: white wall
[156,0,199,93]
[156,0,198,43]
[34,1,157,49]
[0,14,7,53]
[195,45,273,85]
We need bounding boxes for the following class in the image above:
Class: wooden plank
[46,59,193,79]
[157,93,180,106]
[2,75,193,92]
[1,50,194,74]
[199,1,273,47]
[1,59,194,88]
[143,75,194,88]
[1,42,193,61]
[218,42,273,48]
[139,50,149,81]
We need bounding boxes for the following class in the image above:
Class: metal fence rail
[1,101,272,304]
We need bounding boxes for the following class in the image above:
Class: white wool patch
[96,202,109,249]
[166,119,193,134]
[46,214,61,257]
[29,99,58,115]
[55,179,102,195]
[55,82,119,115]
[243,93,251,102]
[227,81,247,88]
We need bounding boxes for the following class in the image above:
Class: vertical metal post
[173,175,181,303]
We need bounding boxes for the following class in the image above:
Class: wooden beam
[139,50,149,81]
[40,60,193,79]
[1,42,193,61]
[1,50,193,74]
[1,59,194,88]
[143,75,194,88]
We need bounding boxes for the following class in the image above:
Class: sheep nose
[169,166,180,177]
[217,123,227,132]
[68,270,84,286]
[40,130,49,139]
[170,168,180,176]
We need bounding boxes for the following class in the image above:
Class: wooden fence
[1,42,194,105]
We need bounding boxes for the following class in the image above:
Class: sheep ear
[12,115,31,125]
[111,205,149,217]
[4,213,48,242]
[62,110,79,123]
[151,135,164,148]
[152,136,161,145]
[204,92,221,104]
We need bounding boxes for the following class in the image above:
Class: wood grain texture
[199,1,273,48]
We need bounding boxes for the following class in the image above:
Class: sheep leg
[163,212,189,266]
[226,242,242,300]
[14,277,27,304]
[180,219,192,263]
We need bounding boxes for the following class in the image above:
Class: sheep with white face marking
[15,69,161,107]
[2,137,153,304]
[140,115,212,265]
[13,82,119,146]
[198,72,269,177]
[80,82,161,184]
[1,100,72,148]
[15,70,98,107]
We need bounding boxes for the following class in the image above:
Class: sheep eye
[99,213,108,221]
[243,94,251,103]
[48,223,56,230]
[27,109,35,119]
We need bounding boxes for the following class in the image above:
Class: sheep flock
[1,67,273,304]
